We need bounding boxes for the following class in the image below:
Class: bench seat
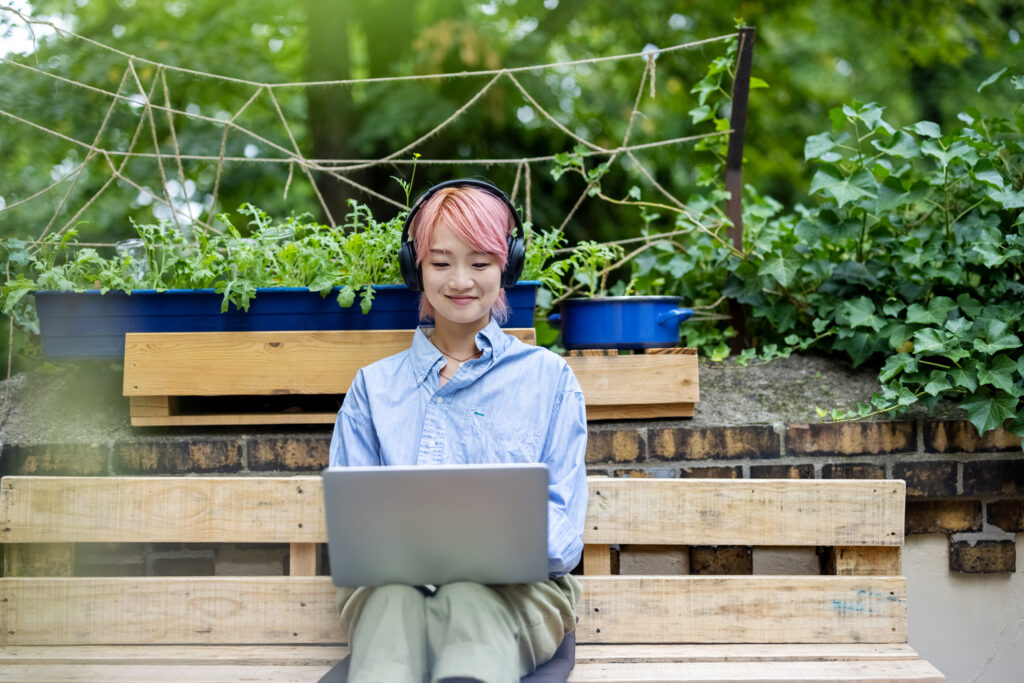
[0,476,944,681]
[0,644,943,682]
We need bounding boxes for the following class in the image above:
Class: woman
[329,179,588,683]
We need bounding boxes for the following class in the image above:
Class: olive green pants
[335,575,581,683]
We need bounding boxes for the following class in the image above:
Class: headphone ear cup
[502,234,526,288]
[398,240,422,291]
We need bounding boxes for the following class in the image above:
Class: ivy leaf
[809,167,877,207]
[977,355,1019,393]
[873,130,921,159]
[837,297,884,331]
[972,242,1011,268]
[882,299,906,317]
[913,121,942,138]
[1010,416,1024,440]
[974,320,1022,354]
[944,318,972,336]
[843,102,894,134]
[913,328,948,354]
[907,297,956,326]
[973,165,1006,190]
[950,366,979,392]
[987,186,1024,209]
[875,176,927,212]
[833,330,878,367]
[923,371,953,396]
[758,252,800,288]
[906,303,938,325]
[961,389,1019,436]
[977,67,1008,93]
[879,353,917,382]
[957,294,983,318]
[804,132,837,161]
[689,104,712,124]
[897,386,919,406]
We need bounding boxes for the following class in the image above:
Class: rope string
[3,7,731,87]
[2,5,737,257]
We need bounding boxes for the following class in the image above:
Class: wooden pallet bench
[0,476,943,682]
[121,330,699,426]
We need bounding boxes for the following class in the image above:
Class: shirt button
[428,440,436,448]
[434,397,443,404]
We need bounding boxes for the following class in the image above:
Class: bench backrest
[0,476,906,646]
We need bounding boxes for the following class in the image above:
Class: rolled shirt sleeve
[541,367,589,576]
[329,369,382,468]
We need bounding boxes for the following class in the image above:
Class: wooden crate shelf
[122,330,698,426]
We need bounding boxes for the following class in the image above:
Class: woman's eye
[473,262,490,269]
[431,262,449,268]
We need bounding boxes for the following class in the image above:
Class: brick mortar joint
[950,530,1018,543]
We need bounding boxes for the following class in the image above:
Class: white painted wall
[904,535,1024,683]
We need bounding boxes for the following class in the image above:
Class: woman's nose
[448,265,473,288]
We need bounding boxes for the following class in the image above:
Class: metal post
[725,26,755,350]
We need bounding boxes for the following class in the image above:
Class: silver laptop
[321,463,549,587]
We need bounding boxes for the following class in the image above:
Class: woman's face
[420,221,502,327]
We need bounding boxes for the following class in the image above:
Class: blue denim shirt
[329,318,588,576]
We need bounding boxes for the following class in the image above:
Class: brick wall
[2,417,1021,575]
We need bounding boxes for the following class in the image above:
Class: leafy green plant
[544,63,1023,445]
[1,199,576,339]
[632,72,1024,442]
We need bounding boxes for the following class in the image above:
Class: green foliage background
[1,0,1022,439]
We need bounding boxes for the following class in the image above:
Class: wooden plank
[0,575,908,646]
[586,403,695,420]
[566,353,698,406]
[0,643,924,666]
[127,395,175,417]
[1,477,904,547]
[289,544,318,577]
[0,645,347,666]
[3,544,74,577]
[130,411,338,427]
[565,660,945,681]
[578,576,908,644]
[583,544,613,575]
[0,476,326,544]
[0,659,946,683]
[0,664,334,682]
[573,643,928,663]
[583,479,905,546]
[123,328,536,397]
[0,577,345,646]
[827,547,902,576]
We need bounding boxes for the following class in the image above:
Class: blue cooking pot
[548,296,694,350]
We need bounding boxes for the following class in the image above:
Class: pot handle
[547,312,562,328]
[657,307,694,327]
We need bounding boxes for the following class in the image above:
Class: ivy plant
[639,71,1024,442]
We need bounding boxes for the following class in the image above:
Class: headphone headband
[398,178,526,290]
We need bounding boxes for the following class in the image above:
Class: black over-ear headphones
[398,178,526,291]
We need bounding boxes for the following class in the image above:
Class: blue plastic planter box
[34,282,540,359]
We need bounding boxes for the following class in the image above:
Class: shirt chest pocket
[460,412,542,464]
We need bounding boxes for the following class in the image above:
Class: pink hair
[408,184,513,323]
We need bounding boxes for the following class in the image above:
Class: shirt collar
[410,318,511,386]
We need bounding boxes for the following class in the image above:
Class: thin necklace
[432,341,480,365]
